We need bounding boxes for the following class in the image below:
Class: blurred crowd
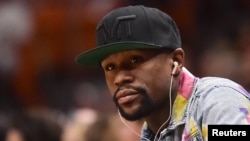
[0,0,250,141]
[2,107,143,141]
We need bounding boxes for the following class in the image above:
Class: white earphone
[171,61,178,75]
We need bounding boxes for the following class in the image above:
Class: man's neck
[144,105,171,134]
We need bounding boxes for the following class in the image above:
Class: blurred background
[0,0,250,140]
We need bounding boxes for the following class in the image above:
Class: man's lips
[116,89,139,104]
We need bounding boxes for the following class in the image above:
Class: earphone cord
[118,111,151,141]
[153,74,173,141]
[118,74,174,141]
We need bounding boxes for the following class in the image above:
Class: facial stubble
[113,85,155,121]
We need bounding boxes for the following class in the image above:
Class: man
[76,5,250,141]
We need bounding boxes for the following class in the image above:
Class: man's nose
[114,70,134,86]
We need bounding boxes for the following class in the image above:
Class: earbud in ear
[171,61,178,75]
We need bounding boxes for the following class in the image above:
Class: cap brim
[76,42,161,68]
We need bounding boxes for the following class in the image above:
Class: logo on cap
[97,15,136,45]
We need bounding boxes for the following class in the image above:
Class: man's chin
[115,95,153,121]
[118,108,145,121]
[121,114,141,121]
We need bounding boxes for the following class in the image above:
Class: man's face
[101,49,173,121]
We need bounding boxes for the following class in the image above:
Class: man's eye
[105,64,115,71]
[130,56,142,64]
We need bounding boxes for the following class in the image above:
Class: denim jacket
[141,68,250,141]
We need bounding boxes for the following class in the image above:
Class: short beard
[113,85,154,121]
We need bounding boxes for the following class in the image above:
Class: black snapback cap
[76,5,181,67]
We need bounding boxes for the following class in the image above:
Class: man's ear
[172,48,184,75]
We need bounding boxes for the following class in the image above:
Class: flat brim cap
[76,5,181,67]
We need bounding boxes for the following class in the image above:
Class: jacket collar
[168,67,197,129]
